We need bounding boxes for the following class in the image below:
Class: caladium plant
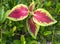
[6,1,57,39]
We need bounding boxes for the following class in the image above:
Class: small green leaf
[0,6,4,23]
[28,40,38,44]
[10,26,17,36]
[20,35,26,44]
[14,40,20,44]
[2,10,11,23]
[18,24,24,27]
[46,1,52,7]
[43,31,52,36]
[55,3,60,13]
[56,3,60,10]
[44,1,52,7]
[12,26,17,32]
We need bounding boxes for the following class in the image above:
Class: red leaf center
[9,6,28,19]
[29,4,33,11]
[28,18,36,34]
[34,11,53,23]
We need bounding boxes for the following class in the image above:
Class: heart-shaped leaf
[0,6,4,23]
[20,35,26,44]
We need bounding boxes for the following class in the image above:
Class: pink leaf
[8,4,29,21]
[26,18,40,39]
[29,1,35,12]
[33,9,57,26]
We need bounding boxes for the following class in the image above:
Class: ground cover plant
[0,0,60,44]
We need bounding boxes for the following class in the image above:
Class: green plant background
[0,0,60,44]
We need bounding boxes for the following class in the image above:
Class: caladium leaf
[8,4,29,21]
[33,8,57,26]
[26,18,40,39]
[29,1,35,12]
